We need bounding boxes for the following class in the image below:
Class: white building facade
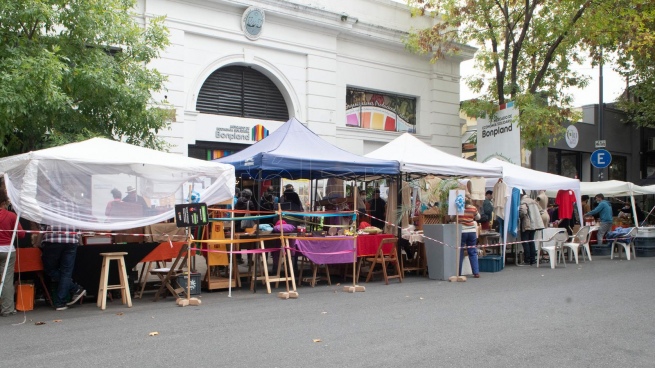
[137,0,473,159]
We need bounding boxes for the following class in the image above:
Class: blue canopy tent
[215,117,399,180]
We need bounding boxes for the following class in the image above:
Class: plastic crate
[591,245,611,256]
[478,255,503,272]
[177,272,201,295]
[635,247,655,257]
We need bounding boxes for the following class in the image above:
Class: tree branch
[529,1,591,94]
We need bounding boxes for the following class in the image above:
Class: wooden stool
[97,252,132,310]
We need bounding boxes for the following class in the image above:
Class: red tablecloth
[357,234,395,257]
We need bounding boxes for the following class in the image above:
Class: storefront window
[609,155,627,181]
[548,149,580,179]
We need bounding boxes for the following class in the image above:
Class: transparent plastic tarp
[0,138,235,231]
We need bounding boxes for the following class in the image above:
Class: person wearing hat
[367,188,386,229]
[122,185,148,210]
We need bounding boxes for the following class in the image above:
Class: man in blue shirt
[585,193,613,246]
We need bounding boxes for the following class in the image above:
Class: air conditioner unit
[649,137,655,152]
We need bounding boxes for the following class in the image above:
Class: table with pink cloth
[294,236,356,264]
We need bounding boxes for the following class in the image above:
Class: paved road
[1,255,654,368]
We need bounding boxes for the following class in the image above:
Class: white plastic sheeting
[0,138,235,231]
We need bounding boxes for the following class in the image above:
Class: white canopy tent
[547,180,655,227]
[0,138,236,231]
[483,158,583,262]
[365,133,503,178]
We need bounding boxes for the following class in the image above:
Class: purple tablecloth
[294,237,355,264]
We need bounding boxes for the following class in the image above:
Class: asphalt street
[1,254,654,368]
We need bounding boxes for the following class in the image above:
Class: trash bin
[423,224,460,280]
[16,282,35,311]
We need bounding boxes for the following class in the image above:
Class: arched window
[196,65,289,121]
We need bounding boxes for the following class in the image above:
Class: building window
[345,87,416,133]
[548,149,581,179]
[609,155,627,181]
[196,66,289,121]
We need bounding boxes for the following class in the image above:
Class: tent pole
[630,194,639,227]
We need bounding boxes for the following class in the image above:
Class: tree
[405,0,618,149]
[610,1,655,127]
[0,0,171,156]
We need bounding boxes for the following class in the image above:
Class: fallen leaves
[116,312,124,316]
[53,319,62,323]
[35,321,46,325]
[312,339,322,343]
[149,332,159,336]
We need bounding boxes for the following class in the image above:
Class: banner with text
[476,103,521,164]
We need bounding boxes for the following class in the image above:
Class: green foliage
[610,1,655,127]
[405,0,611,148]
[0,0,171,156]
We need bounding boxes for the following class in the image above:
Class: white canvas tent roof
[553,180,655,227]
[483,158,583,260]
[365,133,503,178]
[0,138,235,231]
[573,180,655,197]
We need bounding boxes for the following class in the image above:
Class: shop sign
[565,125,579,148]
[476,102,521,164]
[242,6,265,40]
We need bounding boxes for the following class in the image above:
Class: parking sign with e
[591,149,612,169]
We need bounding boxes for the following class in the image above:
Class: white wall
[138,0,472,156]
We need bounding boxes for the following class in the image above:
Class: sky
[459,59,626,108]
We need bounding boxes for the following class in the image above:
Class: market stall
[0,138,235,304]
[482,158,583,263]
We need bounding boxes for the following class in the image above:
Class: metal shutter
[196,66,289,121]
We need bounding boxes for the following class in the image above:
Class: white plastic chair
[611,227,638,260]
[562,226,592,264]
[535,228,568,269]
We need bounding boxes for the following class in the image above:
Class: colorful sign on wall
[345,88,416,133]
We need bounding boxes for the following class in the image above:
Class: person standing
[585,193,613,246]
[480,190,494,230]
[105,188,122,216]
[0,190,26,317]
[454,195,480,278]
[581,195,591,214]
[367,188,386,229]
[519,191,545,265]
[41,195,86,311]
[122,185,148,210]
[280,184,304,226]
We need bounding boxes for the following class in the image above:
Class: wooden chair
[137,241,185,299]
[137,223,188,298]
[365,237,402,285]
[151,243,189,301]
[298,255,331,287]
[14,247,53,307]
